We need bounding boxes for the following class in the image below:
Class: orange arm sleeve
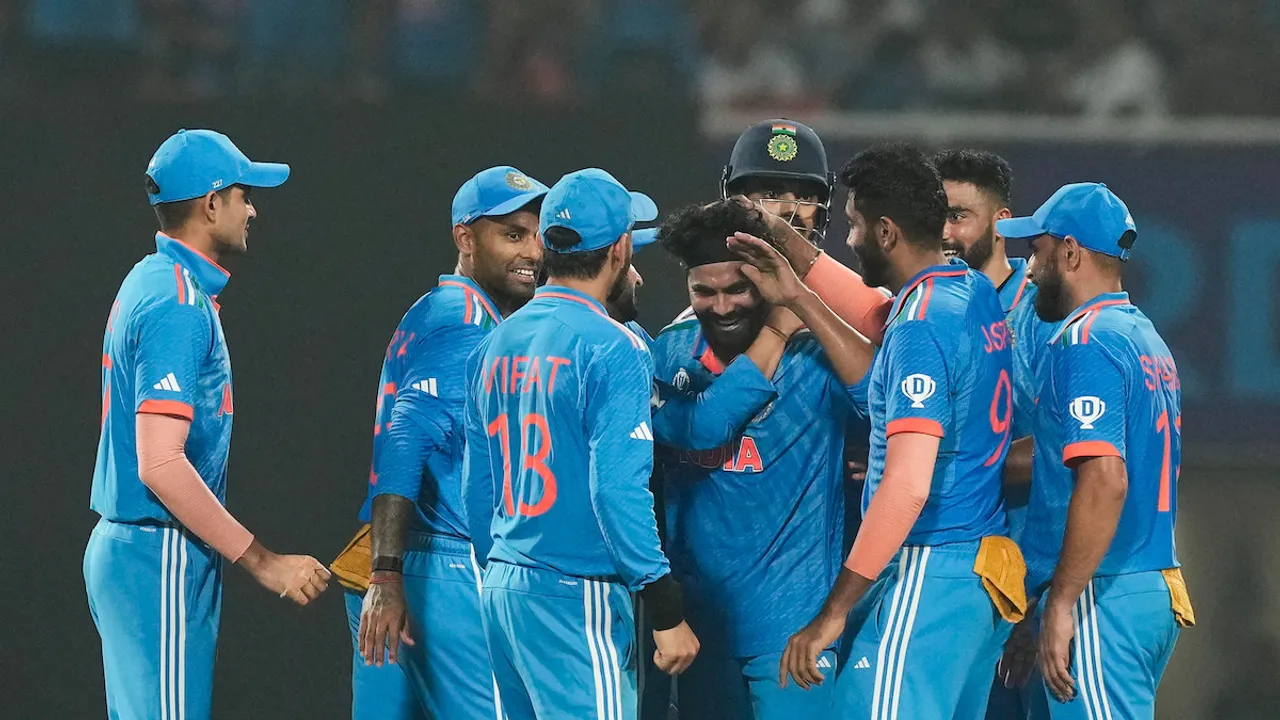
[805,253,893,344]
[136,412,255,561]
[844,432,939,579]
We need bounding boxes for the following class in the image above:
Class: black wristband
[640,573,685,631]
[371,555,403,574]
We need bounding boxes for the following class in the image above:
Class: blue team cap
[146,129,290,205]
[451,166,550,226]
[539,168,658,253]
[996,182,1137,260]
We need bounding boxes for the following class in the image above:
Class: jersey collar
[156,233,230,297]
[438,274,502,323]
[535,285,610,318]
[691,331,726,375]
[1047,291,1131,345]
[884,258,968,327]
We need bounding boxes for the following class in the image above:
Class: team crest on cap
[505,171,533,190]
[767,134,798,162]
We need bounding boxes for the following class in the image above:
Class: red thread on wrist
[368,574,402,585]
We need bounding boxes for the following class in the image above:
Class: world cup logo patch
[1069,396,1106,429]
[900,374,936,408]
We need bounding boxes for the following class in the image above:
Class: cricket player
[931,148,1056,719]
[997,183,1194,719]
[648,199,875,719]
[85,129,330,720]
[331,166,549,720]
[463,168,700,720]
[781,144,1025,719]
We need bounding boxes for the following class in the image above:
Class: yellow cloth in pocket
[1162,567,1196,628]
[974,536,1028,624]
[330,524,373,593]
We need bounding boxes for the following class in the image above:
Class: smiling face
[687,260,768,358]
[941,180,1001,270]
[466,209,543,311]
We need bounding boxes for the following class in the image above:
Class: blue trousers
[349,534,501,720]
[343,588,422,720]
[1029,571,1181,720]
[836,540,1013,719]
[84,518,222,720]
[677,649,838,719]
[482,561,637,720]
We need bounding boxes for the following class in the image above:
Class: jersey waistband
[482,560,625,599]
[404,532,473,557]
[93,517,210,551]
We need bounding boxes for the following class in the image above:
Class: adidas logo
[557,208,572,221]
[817,656,833,670]
[629,422,653,441]
[854,656,871,670]
[410,378,438,396]
[153,373,182,392]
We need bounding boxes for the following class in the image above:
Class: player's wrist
[234,539,270,571]
[795,244,822,279]
[369,570,403,585]
[640,573,685,632]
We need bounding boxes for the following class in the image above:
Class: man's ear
[878,216,901,254]
[610,233,632,268]
[453,223,474,255]
[200,191,220,223]
[1060,235,1084,271]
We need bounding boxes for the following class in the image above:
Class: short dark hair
[146,176,233,232]
[839,143,946,249]
[931,149,1013,205]
[658,199,774,268]
[542,227,613,280]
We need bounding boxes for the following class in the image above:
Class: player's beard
[1033,254,1070,322]
[852,237,893,289]
[697,302,769,360]
[944,225,995,272]
[607,279,639,323]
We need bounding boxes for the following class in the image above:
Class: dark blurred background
[2,1,1279,718]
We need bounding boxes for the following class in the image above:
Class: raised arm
[728,231,876,387]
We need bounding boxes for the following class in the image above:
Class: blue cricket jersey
[863,260,1011,545]
[651,318,866,657]
[91,233,235,522]
[1022,292,1182,594]
[462,286,669,591]
[357,275,501,539]
[998,257,1060,541]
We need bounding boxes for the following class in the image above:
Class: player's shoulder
[408,276,500,333]
[575,308,649,355]
[120,253,215,323]
[652,314,701,363]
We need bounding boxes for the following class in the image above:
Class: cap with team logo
[451,166,550,226]
[996,182,1137,260]
[539,168,658,253]
[146,129,290,206]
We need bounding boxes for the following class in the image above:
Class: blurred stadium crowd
[3,0,1279,116]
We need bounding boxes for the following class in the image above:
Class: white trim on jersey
[410,378,438,396]
[154,373,183,392]
[182,269,196,307]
